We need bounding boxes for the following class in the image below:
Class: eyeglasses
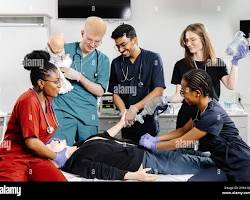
[184,37,200,45]
[43,79,61,85]
[180,87,190,97]
[85,37,102,46]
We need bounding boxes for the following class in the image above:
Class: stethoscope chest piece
[138,81,144,88]
[47,126,54,134]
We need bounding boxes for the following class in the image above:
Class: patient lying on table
[47,113,214,181]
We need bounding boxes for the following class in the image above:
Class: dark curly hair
[111,24,137,39]
[23,50,57,86]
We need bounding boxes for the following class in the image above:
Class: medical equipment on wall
[99,93,119,115]
[72,42,99,79]
[135,96,170,124]
[120,57,144,88]
[32,89,59,134]
[226,31,249,57]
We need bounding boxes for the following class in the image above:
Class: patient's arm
[124,167,157,181]
[106,111,126,137]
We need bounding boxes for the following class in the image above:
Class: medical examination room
[1,0,250,187]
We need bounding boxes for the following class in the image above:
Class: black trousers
[122,114,159,144]
[176,101,198,128]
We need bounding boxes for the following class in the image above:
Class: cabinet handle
[108,120,117,124]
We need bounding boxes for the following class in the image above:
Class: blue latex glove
[231,43,248,65]
[139,133,160,150]
[54,148,67,168]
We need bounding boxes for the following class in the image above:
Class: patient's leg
[142,150,215,175]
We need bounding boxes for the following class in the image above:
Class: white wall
[0,0,250,113]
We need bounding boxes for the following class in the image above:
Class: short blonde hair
[84,16,107,37]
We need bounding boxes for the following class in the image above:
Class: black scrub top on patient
[195,99,250,181]
[171,58,228,128]
[62,131,144,180]
[108,49,166,143]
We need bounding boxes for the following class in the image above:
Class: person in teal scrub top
[52,16,110,146]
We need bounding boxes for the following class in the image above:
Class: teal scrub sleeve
[96,54,110,92]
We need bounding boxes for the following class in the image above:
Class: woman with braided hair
[140,69,250,181]
[0,50,67,181]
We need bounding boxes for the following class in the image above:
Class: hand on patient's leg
[139,133,159,150]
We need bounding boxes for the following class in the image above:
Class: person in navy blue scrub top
[108,24,166,143]
[140,69,250,182]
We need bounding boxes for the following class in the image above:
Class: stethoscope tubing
[72,42,99,79]
[120,55,144,88]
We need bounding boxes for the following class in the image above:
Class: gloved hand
[231,43,248,65]
[125,105,139,126]
[139,133,160,150]
[54,148,68,168]
[60,67,82,82]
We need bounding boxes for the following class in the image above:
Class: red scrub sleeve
[18,98,40,139]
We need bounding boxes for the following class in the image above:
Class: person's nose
[118,46,126,53]
[186,41,192,47]
[89,41,96,48]
[57,81,62,89]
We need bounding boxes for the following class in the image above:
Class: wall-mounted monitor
[58,0,131,19]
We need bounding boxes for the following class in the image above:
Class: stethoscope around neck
[72,42,99,79]
[31,89,59,134]
[120,57,144,88]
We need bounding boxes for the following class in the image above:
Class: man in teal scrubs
[53,16,110,146]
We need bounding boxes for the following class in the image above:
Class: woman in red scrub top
[0,50,67,181]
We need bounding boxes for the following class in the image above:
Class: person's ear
[81,30,85,38]
[195,90,202,97]
[37,79,45,91]
[131,37,138,45]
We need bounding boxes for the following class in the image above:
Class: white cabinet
[0,113,10,142]
[158,115,177,135]
[230,114,249,145]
